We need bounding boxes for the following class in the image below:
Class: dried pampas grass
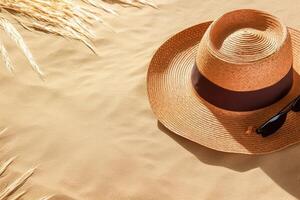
[0,0,155,77]
[0,128,51,199]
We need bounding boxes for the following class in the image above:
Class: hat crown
[208,9,287,63]
[196,9,293,92]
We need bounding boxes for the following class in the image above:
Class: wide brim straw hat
[147,9,300,154]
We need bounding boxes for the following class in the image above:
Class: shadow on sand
[158,121,300,199]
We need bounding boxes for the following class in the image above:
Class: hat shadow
[155,64,300,200]
[158,121,300,199]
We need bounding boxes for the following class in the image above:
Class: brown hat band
[191,64,293,111]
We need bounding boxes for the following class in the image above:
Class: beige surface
[1,0,300,199]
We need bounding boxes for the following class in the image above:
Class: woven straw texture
[147,19,300,154]
[196,10,292,91]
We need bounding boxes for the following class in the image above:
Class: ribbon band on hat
[191,64,294,111]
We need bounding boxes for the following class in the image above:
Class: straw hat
[147,9,300,154]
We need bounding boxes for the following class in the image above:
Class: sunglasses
[256,95,300,137]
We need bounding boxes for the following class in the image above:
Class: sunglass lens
[256,113,287,137]
[292,96,300,112]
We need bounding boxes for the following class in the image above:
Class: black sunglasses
[256,95,300,137]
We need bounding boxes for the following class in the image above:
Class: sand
[1,0,300,199]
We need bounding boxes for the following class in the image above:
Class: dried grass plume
[0,0,155,77]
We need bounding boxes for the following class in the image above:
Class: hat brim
[147,21,300,154]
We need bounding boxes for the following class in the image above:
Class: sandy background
[1,0,300,199]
